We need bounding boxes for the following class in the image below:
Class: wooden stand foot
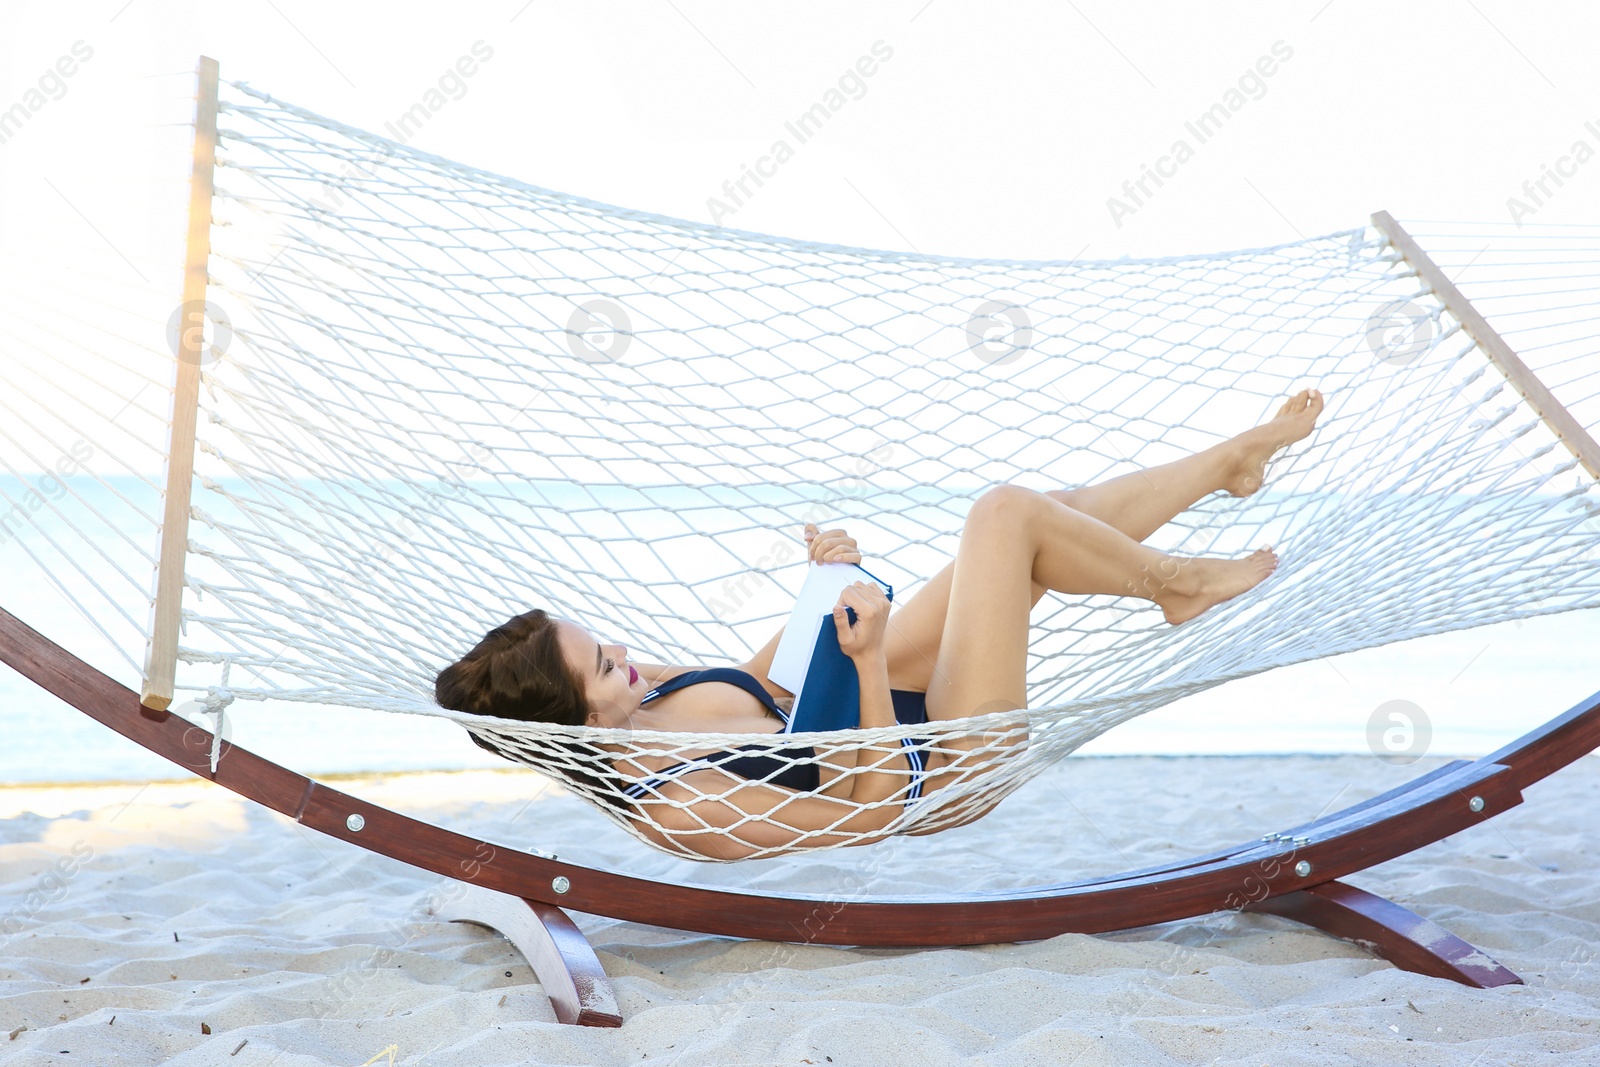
[435,883,623,1026]
[1247,879,1522,988]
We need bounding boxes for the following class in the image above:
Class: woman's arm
[738,523,863,693]
[825,582,916,808]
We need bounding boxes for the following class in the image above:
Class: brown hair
[435,608,588,727]
[437,609,632,810]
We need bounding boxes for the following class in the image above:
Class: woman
[437,389,1326,859]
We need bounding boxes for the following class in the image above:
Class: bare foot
[1221,388,1326,497]
[1150,547,1279,625]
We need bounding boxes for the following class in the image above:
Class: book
[766,561,894,734]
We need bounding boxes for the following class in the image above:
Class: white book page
[766,562,878,704]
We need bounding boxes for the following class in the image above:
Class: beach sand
[3,752,1599,1066]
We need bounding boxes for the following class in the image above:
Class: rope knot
[202,688,235,772]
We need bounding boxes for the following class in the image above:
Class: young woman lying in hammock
[437,389,1325,859]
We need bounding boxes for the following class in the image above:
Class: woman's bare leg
[912,485,1273,824]
[883,389,1322,692]
[1045,387,1325,541]
[879,447,1230,692]
[922,485,1276,723]
[1043,449,1230,544]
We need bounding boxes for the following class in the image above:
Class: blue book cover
[765,562,894,734]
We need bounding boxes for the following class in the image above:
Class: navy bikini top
[626,668,822,796]
[466,666,929,802]
[622,667,931,802]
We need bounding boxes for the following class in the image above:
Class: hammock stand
[6,58,1600,1027]
[10,607,1600,1027]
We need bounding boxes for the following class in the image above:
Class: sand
[3,753,1599,1066]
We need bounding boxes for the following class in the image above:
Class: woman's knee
[968,483,1041,528]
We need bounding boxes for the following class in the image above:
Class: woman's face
[554,618,644,728]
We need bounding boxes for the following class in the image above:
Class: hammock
[4,75,1600,865]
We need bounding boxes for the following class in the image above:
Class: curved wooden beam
[5,606,1582,953]
[434,885,622,1026]
[1247,879,1522,988]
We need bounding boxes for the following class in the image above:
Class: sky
[3,1,1598,286]
[1,1,1598,769]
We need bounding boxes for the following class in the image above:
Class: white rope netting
[4,78,1600,860]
